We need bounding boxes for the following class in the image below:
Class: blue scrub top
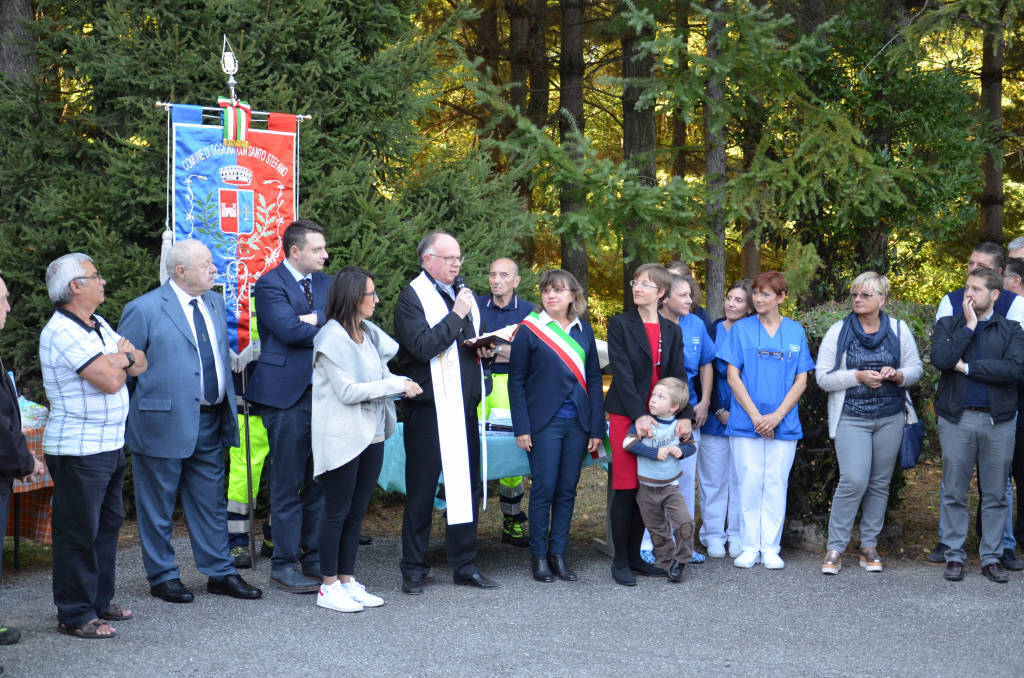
[716,314,814,440]
[677,313,716,409]
[702,318,732,436]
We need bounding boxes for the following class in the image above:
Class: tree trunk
[979,15,1005,244]
[703,4,727,320]
[670,1,690,179]
[0,0,33,84]
[559,0,588,299]
[517,0,551,267]
[621,14,657,311]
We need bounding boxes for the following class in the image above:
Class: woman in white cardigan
[815,271,922,575]
[312,267,421,612]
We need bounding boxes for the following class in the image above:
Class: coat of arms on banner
[170,105,298,354]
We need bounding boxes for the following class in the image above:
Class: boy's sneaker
[316,582,362,613]
[342,580,384,608]
[689,551,706,564]
[501,515,528,547]
[640,548,656,564]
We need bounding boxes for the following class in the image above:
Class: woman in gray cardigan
[312,268,421,612]
[815,271,922,575]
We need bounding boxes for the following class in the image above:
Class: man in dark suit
[394,232,498,594]
[245,219,330,593]
[119,240,261,603]
[0,273,45,653]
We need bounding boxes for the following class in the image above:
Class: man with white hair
[1007,236,1024,260]
[118,240,261,603]
[40,253,146,637]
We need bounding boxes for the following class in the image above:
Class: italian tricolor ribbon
[520,311,588,395]
[218,97,251,148]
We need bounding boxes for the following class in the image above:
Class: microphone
[453,275,474,326]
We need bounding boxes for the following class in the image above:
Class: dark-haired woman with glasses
[311,267,422,612]
[716,271,814,570]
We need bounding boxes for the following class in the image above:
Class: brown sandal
[100,603,132,621]
[58,618,117,639]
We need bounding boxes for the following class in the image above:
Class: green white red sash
[218,97,251,147]
[520,311,588,395]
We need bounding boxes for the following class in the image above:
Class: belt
[200,402,223,414]
[963,406,990,413]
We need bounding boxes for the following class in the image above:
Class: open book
[463,323,518,349]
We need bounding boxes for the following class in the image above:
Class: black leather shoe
[630,562,667,577]
[402,577,424,595]
[208,574,262,599]
[150,578,194,603]
[531,556,554,583]
[1000,548,1023,571]
[359,534,373,546]
[667,561,686,583]
[943,561,964,581]
[982,562,1010,583]
[454,572,499,589]
[547,554,578,581]
[927,542,949,563]
[611,563,636,586]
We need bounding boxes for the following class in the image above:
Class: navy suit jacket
[245,263,331,409]
[507,319,605,437]
[118,281,239,458]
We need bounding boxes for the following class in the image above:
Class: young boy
[623,377,697,582]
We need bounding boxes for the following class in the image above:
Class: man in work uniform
[477,258,534,546]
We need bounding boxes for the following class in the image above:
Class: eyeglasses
[426,253,465,266]
[74,273,104,283]
[756,348,784,361]
[629,280,659,290]
[361,290,379,299]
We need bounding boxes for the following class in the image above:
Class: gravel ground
[1,533,1022,677]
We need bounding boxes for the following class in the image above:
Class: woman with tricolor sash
[604,263,694,586]
[508,269,605,583]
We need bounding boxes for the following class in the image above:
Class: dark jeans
[526,416,587,558]
[400,404,481,579]
[1014,426,1024,542]
[319,442,384,578]
[262,389,324,571]
[46,449,124,628]
[0,478,10,582]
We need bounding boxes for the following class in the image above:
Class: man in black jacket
[0,273,45,654]
[932,268,1024,583]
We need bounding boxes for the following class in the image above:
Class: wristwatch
[124,351,136,370]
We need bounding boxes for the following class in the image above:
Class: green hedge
[787,300,939,527]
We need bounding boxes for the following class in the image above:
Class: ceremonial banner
[170,104,298,354]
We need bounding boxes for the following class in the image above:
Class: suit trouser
[698,432,739,546]
[262,389,324,571]
[938,411,1015,566]
[731,436,797,555]
[46,449,124,628]
[0,478,10,582]
[526,416,587,558]
[827,413,903,551]
[133,410,235,585]
[400,404,481,579]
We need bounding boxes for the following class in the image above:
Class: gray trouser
[938,411,1016,566]
[826,413,903,551]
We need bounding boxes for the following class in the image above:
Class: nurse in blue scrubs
[698,279,753,559]
[716,271,814,570]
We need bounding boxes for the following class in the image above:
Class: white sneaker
[762,551,785,569]
[342,579,384,608]
[733,550,759,568]
[728,540,742,558]
[316,582,363,613]
[706,539,727,559]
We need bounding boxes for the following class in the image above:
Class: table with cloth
[5,426,53,570]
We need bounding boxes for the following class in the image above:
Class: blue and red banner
[171,104,298,353]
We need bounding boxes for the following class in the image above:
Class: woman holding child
[716,271,814,570]
[311,267,422,612]
[508,269,604,583]
[604,263,693,586]
[814,271,921,575]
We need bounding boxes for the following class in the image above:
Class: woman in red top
[604,263,693,586]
